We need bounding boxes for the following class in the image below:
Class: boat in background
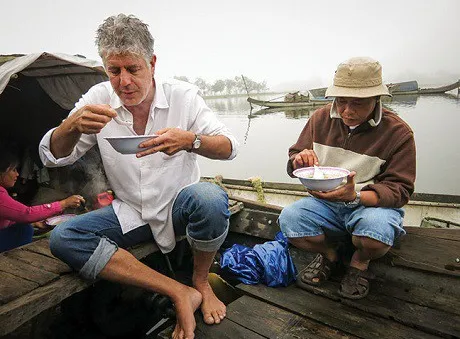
[247,94,331,108]
[417,80,460,94]
[249,106,316,119]
[386,80,460,95]
[309,80,460,98]
[386,80,419,94]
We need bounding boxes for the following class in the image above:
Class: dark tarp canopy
[0,52,108,203]
[0,52,108,164]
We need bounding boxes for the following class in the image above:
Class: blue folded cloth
[220,232,298,287]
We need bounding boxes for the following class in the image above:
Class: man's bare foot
[172,286,202,339]
[193,279,226,325]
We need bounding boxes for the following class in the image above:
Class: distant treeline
[173,76,269,95]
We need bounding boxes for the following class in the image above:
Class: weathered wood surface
[389,228,460,277]
[158,307,266,339]
[3,246,72,274]
[237,283,439,339]
[159,294,356,339]
[225,295,357,339]
[224,199,460,338]
[0,255,58,287]
[21,238,56,258]
[0,239,90,336]
[0,274,91,337]
[0,199,244,336]
[0,271,39,305]
[404,225,460,241]
[289,279,460,338]
[229,208,281,240]
[235,242,460,339]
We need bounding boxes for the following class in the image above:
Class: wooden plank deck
[159,205,460,339]
[0,199,245,336]
[234,240,460,338]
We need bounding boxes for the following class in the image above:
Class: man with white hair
[39,14,238,339]
[278,57,416,299]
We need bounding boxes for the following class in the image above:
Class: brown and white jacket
[287,103,416,208]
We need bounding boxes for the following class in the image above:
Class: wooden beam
[0,274,90,336]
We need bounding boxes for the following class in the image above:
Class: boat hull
[205,177,460,228]
[247,97,331,108]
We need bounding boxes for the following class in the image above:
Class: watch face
[193,136,201,149]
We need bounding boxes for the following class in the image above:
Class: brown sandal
[297,254,335,287]
[338,266,370,300]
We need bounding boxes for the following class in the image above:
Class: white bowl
[104,135,158,154]
[293,166,350,191]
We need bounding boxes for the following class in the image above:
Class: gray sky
[1,0,459,90]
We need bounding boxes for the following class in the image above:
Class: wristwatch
[191,134,202,151]
[345,191,361,207]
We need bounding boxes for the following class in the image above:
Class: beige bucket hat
[325,57,391,98]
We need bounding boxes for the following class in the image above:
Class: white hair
[95,14,154,64]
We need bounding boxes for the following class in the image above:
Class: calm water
[199,93,460,196]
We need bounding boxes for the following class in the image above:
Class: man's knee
[352,235,391,252]
[278,204,299,232]
[188,182,228,214]
[182,182,229,241]
[49,222,80,262]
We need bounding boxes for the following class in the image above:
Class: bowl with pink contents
[293,166,350,191]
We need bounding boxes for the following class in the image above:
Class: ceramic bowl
[104,135,158,154]
[293,166,350,191]
[45,214,77,226]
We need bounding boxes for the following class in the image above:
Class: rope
[249,177,266,203]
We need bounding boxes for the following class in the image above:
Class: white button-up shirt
[39,78,238,253]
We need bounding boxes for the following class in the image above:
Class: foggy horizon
[1,0,459,93]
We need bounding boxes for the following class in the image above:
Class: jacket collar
[329,98,383,128]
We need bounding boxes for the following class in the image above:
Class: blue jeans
[50,182,230,280]
[0,223,34,252]
[278,197,405,246]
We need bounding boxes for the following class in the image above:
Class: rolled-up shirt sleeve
[39,117,97,167]
[189,94,239,160]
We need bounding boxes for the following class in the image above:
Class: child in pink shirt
[0,147,84,252]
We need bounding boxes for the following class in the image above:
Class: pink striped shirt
[0,186,62,229]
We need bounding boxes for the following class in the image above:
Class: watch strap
[345,191,361,206]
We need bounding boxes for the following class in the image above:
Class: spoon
[313,165,325,179]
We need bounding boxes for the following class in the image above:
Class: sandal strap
[340,267,369,297]
[301,254,334,284]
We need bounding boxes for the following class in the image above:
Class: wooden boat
[204,176,460,228]
[1,188,459,338]
[247,96,331,108]
[387,80,460,95]
[387,80,419,94]
[309,86,327,98]
[310,80,460,98]
[418,80,460,94]
[249,106,316,119]
[158,191,460,338]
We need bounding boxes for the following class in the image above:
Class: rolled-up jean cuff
[186,223,229,252]
[80,237,118,280]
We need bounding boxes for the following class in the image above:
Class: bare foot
[193,279,226,325]
[172,286,202,339]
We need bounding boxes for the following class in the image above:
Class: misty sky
[1,0,459,90]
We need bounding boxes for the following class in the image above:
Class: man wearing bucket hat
[278,57,416,299]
